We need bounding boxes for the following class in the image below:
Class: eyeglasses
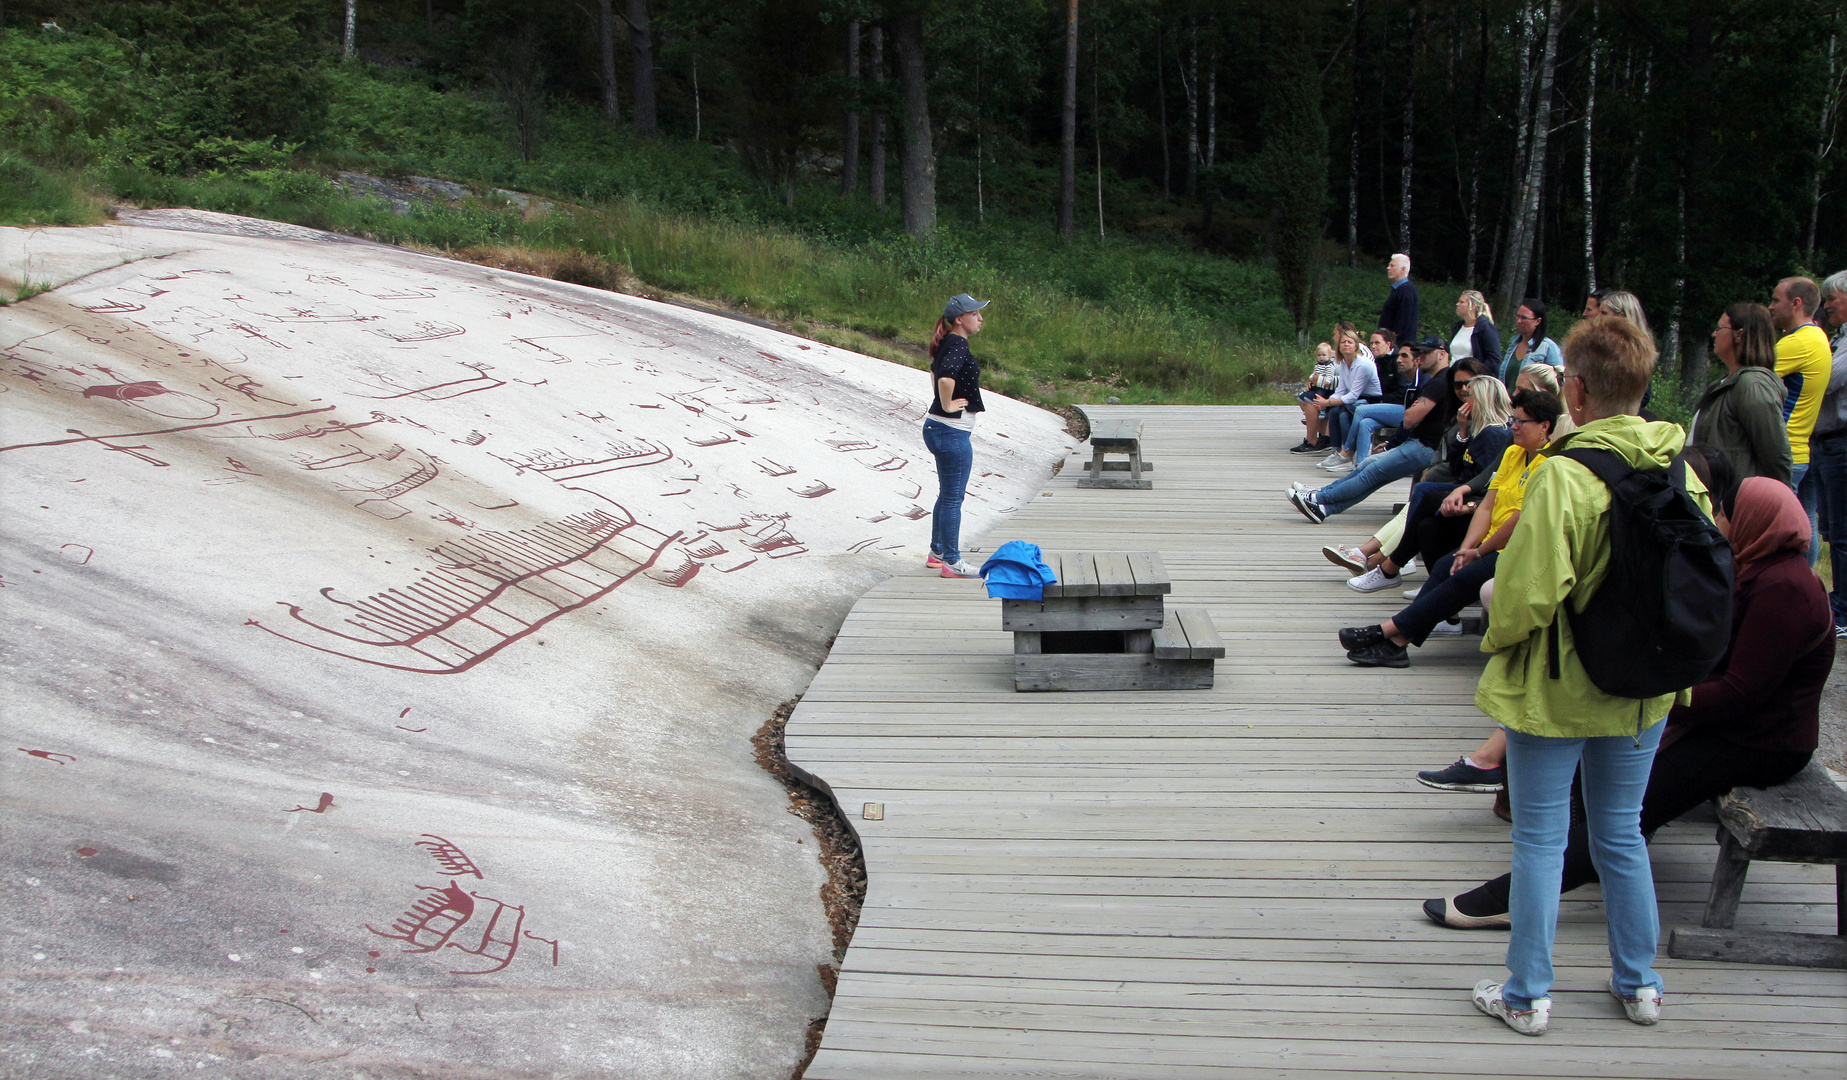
[1509,416,1538,427]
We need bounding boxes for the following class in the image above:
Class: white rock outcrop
[0,212,1072,1079]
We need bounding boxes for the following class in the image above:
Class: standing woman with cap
[924,292,989,579]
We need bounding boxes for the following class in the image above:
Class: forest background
[1,0,1843,415]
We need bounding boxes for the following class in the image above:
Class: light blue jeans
[1501,721,1665,1010]
[1792,461,1819,568]
[1344,403,1405,465]
[1313,439,1435,516]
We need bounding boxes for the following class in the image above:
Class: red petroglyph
[685,433,735,447]
[19,749,76,764]
[790,482,835,499]
[683,537,728,560]
[77,847,97,856]
[497,440,673,481]
[826,439,878,452]
[249,510,681,674]
[396,726,427,732]
[354,363,502,401]
[0,406,338,456]
[82,381,169,402]
[522,931,561,966]
[60,544,93,564]
[414,835,484,879]
[646,552,701,588]
[399,708,412,718]
[898,505,930,520]
[754,459,795,477]
[847,538,883,554]
[716,557,757,573]
[365,321,465,343]
[369,883,476,952]
[287,793,335,814]
[863,456,908,472]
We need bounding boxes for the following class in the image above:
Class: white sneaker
[1324,458,1355,473]
[1288,481,1308,494]
[1347,565,1401,593]
[1316,452,1345,469]
[1609,979,1661,1026]
[1400,557,1420,576]
[1403,588,1421,600]
[938,559,981,579]
[1474,980,1549,1036]
[1430,618,1464,635]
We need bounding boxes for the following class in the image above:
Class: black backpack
[1545,447,1734,699]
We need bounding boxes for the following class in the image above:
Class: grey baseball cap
[943,293,990,321]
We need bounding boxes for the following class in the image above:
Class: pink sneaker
[926,553,943,568]
[939,559,981,579]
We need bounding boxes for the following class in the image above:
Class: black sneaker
[1288,489,1327,524]
[1289,440,1321,454]
[1416,758,1506,792]
[1346,639,1408,667]
[1339,624,1386,650]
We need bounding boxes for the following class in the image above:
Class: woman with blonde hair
[1449,290,1502,370]
[1594,290,1653,343]
[1514,363,1575,436]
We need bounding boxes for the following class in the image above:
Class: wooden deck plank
[786,406,1847,1079]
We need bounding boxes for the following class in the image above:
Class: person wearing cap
[1289,341,1480,523]
[923,293,990,579]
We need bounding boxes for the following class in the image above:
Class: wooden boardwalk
[786,406,1847,1080]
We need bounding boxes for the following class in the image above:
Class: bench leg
[1087,446,1105,482]
[1702,829,1751,930]
[1128,446,1143,483]
[1838,864,1845,936]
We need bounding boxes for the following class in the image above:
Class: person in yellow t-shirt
[1338,388,1564,668]
[1771,275,1832,478]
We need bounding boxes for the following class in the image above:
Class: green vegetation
[0,15,1449,408]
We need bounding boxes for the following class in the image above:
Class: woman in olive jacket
[1689,303,1793,484]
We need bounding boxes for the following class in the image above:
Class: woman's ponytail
[927,317,950,360]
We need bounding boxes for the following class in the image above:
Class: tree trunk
[843,20,861,196]
[1206,37,1218,168]
[870,26,887,210]
[1581,0,1599,294]
[1667,181,1685,375]
[892,13,935,236]
[1094,38,1105,240]
[1347,0,1366,268]
[1497,0,1537,309]
[344,0,356,58]
[1398,1,1418,257]
[1057,0,1079,238]
[1500,0,1559,326]
[1157,25,1171,201]
[1184,15,1199,200]
[1463,1,1486,286]
[626,0,656,138]
[1678,4,1716,394]
[1613,51,1651,282]
[595,0,619,122]
[1809,29,1843,263]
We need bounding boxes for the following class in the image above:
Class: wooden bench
[1666,761,1847,969]
[1006,551,1222,691]
[1077,417,1153,489]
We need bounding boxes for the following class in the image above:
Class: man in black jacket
[1379,253,1419,354]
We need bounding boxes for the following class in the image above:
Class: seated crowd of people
[1282,263,1847,1036]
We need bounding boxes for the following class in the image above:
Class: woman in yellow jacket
[1470,317,1710,1036]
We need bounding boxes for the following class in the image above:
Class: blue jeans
[1313,439,1436,516]
[1502,721,1665,1010]
[922,419,972,563]
[1808,436,1847,617]
[1345,403,1405,465]
[1326,402,1355,450]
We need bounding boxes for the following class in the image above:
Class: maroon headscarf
[1729,476,1810,569]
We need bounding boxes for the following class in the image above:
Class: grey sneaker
[938,559,981,579]
[1609,978,1661,1025]
[1316,452,1345,469]
[1473,980,1549,1036]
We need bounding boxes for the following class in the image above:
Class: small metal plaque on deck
[862,802,885,821]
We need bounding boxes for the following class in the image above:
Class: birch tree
[869,24,887,210]
[1499,0,1561,327]
[593,0,619,122]
[1184,15,1199,201]
[344,0,356,58]
[1810,25,1844,264]
[1399,1,1418,257]
[1581,0,1599,293]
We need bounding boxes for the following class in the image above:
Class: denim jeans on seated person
[1313,439,1436,516]
[1394,549,1496,644]
[1326,402,1356,450]
[1501,720,1665,1011]
[1344,402,1406,465]
[1793,462,1817,568]
[1807,435,1847,618]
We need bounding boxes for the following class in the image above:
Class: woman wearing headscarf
[1423,478,1833,974]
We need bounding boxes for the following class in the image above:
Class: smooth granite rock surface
[0,213,1073,1078]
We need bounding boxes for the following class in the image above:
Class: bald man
[1379,253,1420,355]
